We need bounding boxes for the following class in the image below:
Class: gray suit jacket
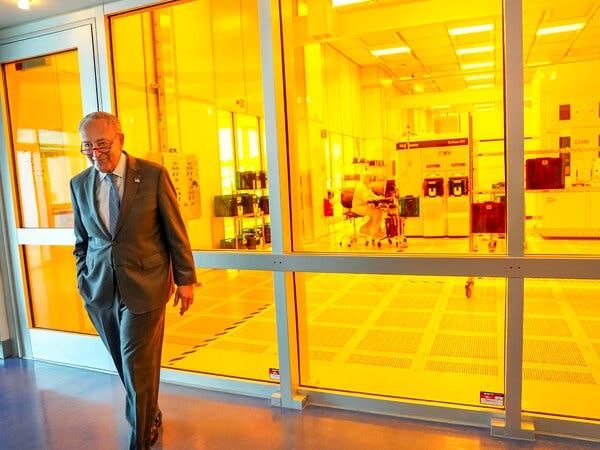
[70,152,197,314]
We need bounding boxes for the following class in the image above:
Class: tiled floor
[1,357,597,450]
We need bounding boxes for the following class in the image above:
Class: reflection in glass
[523,279,600,420]
[296,273,506,408]
[285,1,506,253]
[4,50,86,228]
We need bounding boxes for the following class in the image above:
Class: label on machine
[480,391,504,406]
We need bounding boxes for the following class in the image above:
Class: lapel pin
[134,177,141,183]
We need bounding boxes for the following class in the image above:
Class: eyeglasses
[80,139,114,155]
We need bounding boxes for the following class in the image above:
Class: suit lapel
[86,168,111,237]
[114,153,141,236]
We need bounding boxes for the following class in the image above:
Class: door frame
[0,23,102,364]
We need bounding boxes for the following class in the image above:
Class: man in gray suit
[70,111,197,449]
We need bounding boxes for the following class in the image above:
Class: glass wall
[284,0,506,254]
[2,50,88,331]
[296,272,506,408]
[163,269,278,383]
[109,1,277,383]
[3,50,86,229]
[523,0,600,255]
[523,279,600,421]
[110,0,270,252]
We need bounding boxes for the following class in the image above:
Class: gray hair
[78,111,123,134]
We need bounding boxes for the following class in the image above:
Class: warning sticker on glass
[269,368,280,380]
[480,391,504,406]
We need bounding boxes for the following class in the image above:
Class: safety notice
[480,391,504,406]
[269,368,280,380]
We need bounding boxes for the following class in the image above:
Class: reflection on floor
[4,358,598,450]
[162,266,600,421]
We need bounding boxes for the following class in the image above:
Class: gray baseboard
[0,338,13,358]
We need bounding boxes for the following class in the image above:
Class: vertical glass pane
[25,245,95,333]
[3,50,89,333]
[296,273,506,407]
[523,0,600,255]
[110,0,269,252]
[523,279,600,420]
[285,1,506,253]
[163,269,278,383]
[3,50,86,228]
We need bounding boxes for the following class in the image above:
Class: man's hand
[173,284,195,315]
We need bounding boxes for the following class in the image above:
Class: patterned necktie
[107,173,120,237]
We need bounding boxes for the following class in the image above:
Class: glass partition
[3,50,86,229]
[110,0,269,252]
[523,0,600,255]
[24,245,95,333]
[283,0,506,254]
[163,269,278,383]
[523,278,600,420]
[296,272,506,408]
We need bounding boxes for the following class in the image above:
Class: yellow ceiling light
[430,105,451,109]
[456,45,494,55]
[370,46,411,56]
[465,73,494,81]
[17,0,30,9]
[536,23,584,35]
[332,0,370,6]
[449,24,494,36]
[461,62,494,70]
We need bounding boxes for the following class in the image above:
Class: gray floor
[1,358,598,450]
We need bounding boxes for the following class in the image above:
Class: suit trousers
[85,289,165,450]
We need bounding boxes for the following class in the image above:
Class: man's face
[80,118,124,173]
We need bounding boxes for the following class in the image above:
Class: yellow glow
[456,45,494,55]
[461,62,494,70]
[370,46,411,56]
[465,73,494,81]
[536,23,584,35]
[17,0,29,9]
[526,61,551,67]
[159,13,171,27]
[448,24,493,36]
[332,0,369,6]
[430,105,451,110]
[468,83,494,89]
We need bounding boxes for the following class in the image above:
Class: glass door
[0,25,109,368]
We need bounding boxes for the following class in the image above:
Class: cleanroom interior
[1,0,599,426]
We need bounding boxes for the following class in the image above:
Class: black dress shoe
[148,410,162,446]
[149,424,159,447]
[154,409,162,428]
